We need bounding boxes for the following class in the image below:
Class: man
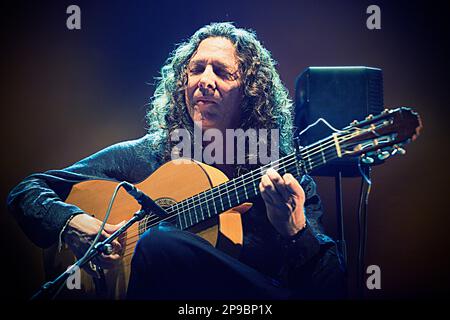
[7,22,346,299]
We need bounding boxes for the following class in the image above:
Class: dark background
[1,0,449,300]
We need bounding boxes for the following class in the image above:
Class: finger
[98,229,123,255]
[283,174,305,202]
[103,221,123,234]
[100,230,111,241]
[259,181,272,205]
[259,175,283,205]
[101,252,122,262]
[266,168,284,187]
[113,221,127,253]
[118,232,127,251]
[111,238,123,255]
[266,168,291,201]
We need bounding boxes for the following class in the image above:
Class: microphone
[121,182,168,218]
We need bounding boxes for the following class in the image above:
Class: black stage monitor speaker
[294,66,384,177]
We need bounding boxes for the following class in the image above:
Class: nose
[198,65,216,95]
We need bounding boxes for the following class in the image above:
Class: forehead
[190,37,238,68]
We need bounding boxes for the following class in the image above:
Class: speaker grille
[294,67,384,177]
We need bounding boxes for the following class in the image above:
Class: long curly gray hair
[146,22,294,171]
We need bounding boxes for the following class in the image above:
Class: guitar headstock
[338,107,422,163]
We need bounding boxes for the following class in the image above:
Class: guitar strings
[122,130,360,245]
[120,129,362,253]
[143,129,360,231]
[120,131,359,261]
[121,157,306,258]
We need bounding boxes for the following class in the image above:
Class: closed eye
[188,62,238,80]
[214,67,234,79]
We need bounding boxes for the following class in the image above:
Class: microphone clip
[121,182,169,218]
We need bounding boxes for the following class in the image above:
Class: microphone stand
[30,209,150,300]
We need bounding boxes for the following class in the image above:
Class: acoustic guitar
[43,107,421,299]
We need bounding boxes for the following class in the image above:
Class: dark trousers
[126,223,291,300]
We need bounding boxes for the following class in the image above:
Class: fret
[234,179,240,203]
[296,158,301,178]
[226,183,232,208]
[196,194,202,223]
[332,133,342,158]
[187,198,193,226]
[242,175,248,200]
[204,192,212,218]
[320,141,326,164]
[177,213,183,229]
[211,190,218,216]
[281,161,289,176]
[217,185,225,211]
[252,173,258,195]
[192,198,198,224]
[193,202,198,224]
[197,193,205,221]
[174,203,183,229]
[181,203,188,228]
[281,160,289,177]
[301,155,308,172]
[188,198,195,226]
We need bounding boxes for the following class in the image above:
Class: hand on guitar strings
[63,214,126,275]
[259,168,307,239]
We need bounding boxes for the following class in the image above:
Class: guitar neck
[154,106,421,230]
[168,133,341,230]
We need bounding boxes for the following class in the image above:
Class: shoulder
[85,134,164,162]
[64,134,166,182]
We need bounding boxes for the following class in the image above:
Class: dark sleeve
[279,175,347,298]
[240,175,336,279]
[280,175,335,267]
[6,134,161,248]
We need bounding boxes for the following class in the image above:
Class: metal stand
[30,209,149,300]
[334,170,348,270]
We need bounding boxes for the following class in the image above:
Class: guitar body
[43,159,252,299]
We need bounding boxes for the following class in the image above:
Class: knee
[134,223,179,257]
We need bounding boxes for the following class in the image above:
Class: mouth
[190,96,221,126]
[195,99,217,106]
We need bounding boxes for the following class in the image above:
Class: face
[185,37,243,132]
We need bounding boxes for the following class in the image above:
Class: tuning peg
[365,114,374,120]
[361,156,374,164]
[391,145,406,156]
[397,147,406,155]
[351,120,359,126]
[377,150,390,160]
[382,108,390,114]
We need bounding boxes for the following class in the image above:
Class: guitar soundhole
[137,197,177,237]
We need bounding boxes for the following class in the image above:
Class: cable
[297,117,347,138]
[50,181,127,299]
[357,160,372,299]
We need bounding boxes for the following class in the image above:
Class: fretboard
[160,133,342,230]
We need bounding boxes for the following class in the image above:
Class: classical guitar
[43,107,422,299]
